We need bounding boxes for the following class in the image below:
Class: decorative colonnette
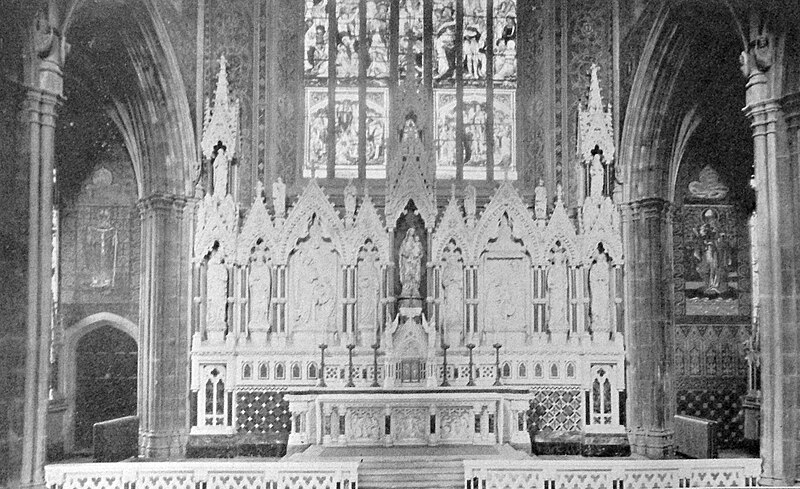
[45,461,359,489]
[464,457,761,489]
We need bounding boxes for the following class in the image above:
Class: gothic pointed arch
[237,182,275,265]
[347,190,391,266]
[431,191,468,263]
[276,180,344,265]
[469,181,537,265]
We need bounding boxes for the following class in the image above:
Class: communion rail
[464,457,761,488]
[45,460,359,489]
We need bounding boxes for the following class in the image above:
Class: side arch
[61,313,138,452]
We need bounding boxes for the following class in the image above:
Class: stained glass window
[304,0,517,181]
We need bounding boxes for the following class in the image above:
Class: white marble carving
[201,55,240,163]
[348,408,382,443]
[534,178,547,220]
[394,407,427,443]
[399,227,424,297]
[292,219,337,344]
[439,407,472,442]
[689,165,729,200]
[357,244,381,330]
[547,246,569,335]
[206,247,228,342]
[441,244,464,345]
[248,246,271,335]
[589,248,611,336]
[272,177,286,218]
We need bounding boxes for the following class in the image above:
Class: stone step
[361,468,463,478]
[359,461,464,489]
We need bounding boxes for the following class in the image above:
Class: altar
[286,389,531,448]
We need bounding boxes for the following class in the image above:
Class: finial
[254,181,265,203]
[556,183,564,204]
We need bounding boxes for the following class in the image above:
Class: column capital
[138,193,189,215]
[619,198,671,222]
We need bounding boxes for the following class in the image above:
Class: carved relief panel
[289,218,339,347]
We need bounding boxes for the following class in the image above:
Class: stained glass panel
[463,90,487,178]
[334,90,359,177]
[366,0,390,80]
[305,0,329,81]
[493,0,517,84]
[305,89,328,178]
[434,90,457,178]
[398,0,423,79]
[336,0,359,80]
[365,89,388,176]
[433,1,456,85]
[493,89,516,179]
[463,0,487,84]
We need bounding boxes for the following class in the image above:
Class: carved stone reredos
[578,64,614,164]
[580,196,623,264]
[236,182,275,265]
[467,181,539,265]
[430,191,467,263]
[194,193,238,262]
[348,191,391,266]
[275,179,344,266]
[543,194,580,266]
[201,56,240,160]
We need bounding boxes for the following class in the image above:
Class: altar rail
[45,461,359,489]
[464,458,761,488]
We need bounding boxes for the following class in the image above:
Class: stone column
[745,61,798,483]
[20,87,61,489]
[620,198,674,458]
[137,193,192,458]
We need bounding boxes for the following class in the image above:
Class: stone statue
[693,208,731,295]
[589,152,604,198]
[357,246,380,327]
[212,146,229,196]
[464,184,477,222]
[272,177,286,217]
[248,248,271,330]
[206,248,228,334]
[399,227,424,297]
[589,248,611,335]
[344,179,357,222]
[547,247,568,334]
[441,247,463,339]
[534,178,547,219]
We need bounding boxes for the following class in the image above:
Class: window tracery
[304,0,516,181]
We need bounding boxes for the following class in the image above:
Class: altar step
[358,457,464,489]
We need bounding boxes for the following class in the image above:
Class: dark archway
[73,325,137,450]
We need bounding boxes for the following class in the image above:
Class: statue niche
[290,216,338,346]
[440,241,463,346]
[357,241,381,334]
[206,242,229,343]
[247,242,271,338]
[589,244,611,337]
[394,200,427,305]
[547,243,569,338]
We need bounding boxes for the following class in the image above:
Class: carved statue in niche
[441,244,463,342]
[212,144,229,196]
[272,177,286,217]
[547,245,569,334]
[206,246,228,333]
[589,246,611,335]
[589,150,605,198]
[86,208,117,288]
[399,227,424,298]
[294,220,336,333]
[692,208,731,296]
[248,245,271,330]
[357,244,381,328]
